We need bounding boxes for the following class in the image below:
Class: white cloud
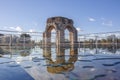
[15,26,23,32]
[29,29,35,32]
[88,17,96,22]
[101,18,113,27]
[9,27,15,30]
[3,26,23,32]
[102,20,113,26]
[76,27,82,32]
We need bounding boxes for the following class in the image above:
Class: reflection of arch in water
[43,47,78,73]
[43,17,78,47]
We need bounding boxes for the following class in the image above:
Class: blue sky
[0,0,120,34]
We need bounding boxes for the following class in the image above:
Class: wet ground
[0,46,120,80]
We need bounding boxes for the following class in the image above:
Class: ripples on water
[0,46,120,80]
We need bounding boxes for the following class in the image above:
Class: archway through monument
[51,28,56,47]
[64,26,73,46]
[43,16,78,47]
[65,29,70,42]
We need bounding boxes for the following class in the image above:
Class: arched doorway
[43,25,57,47]
[65,29,70,46]
[51,29,56,47]
[64,25,77,47]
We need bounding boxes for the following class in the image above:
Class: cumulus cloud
[88,17,96,22]
[76,27,82,32]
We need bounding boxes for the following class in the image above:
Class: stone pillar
[43,32,46,47]
[43,47,51,57]
[56,30,65,47]
[70,47,78,55]
[73,30,78,47]
[70,31,77,47]
[70,32,73,45]
[43,32,51,47]
[47,32,51,47]
[56,46,65,56]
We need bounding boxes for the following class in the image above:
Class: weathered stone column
[47,32,51,47]
[73,30,78,47]
[43,32,51,47]
[43,47,51,57]
[56,46,65,56]
[70,47,78,55]
[56,30,65,47]
[43,32,47,47]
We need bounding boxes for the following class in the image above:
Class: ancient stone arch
[43,16,77,47]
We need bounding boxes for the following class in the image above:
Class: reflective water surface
[0,46,120,80]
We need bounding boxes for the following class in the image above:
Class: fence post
[95,36,98,49]
[9,34,12,46]
[95,36,98,54]
[23,35,25,48]
[84,36,86,48]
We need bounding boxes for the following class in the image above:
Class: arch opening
[51,28,56,46]
[64,26,75,46]
[46,26,56,47]
[65,29,70,42]
[65,28,70,46]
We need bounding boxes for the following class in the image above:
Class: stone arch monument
[43,16,78,47]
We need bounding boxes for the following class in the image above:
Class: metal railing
[0,30,43,46]
[78,31,120,49]
[0,30,120,48]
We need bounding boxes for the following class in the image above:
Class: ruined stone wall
[43,16,78,47]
